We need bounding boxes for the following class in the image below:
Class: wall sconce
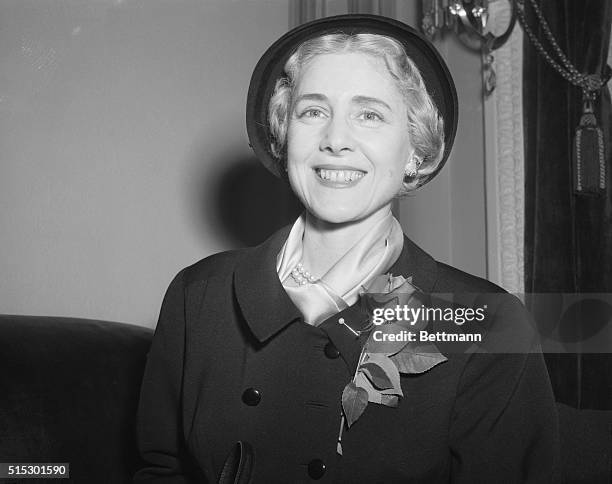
[421,0,517,95]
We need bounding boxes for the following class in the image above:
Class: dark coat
[134,226,559,483]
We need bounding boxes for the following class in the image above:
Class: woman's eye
[301,108,325,118]
[358,111,383,122]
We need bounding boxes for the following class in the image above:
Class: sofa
[0,315,152,483]
[1,314,611,483]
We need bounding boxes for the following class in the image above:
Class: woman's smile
[314,166,367,187]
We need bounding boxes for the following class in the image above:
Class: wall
[0,0,487,328]
[0,0,291,327]
[395,7,487,280]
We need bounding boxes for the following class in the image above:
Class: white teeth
[317,169,365,182]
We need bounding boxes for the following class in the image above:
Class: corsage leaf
[391,343,448,374]
[355,371,382,404]
[360,293,399,317]
[361,362,394,390]
[380,394,400,407]
[364,274,395,293]
[363,354,403,396]
[366,322,410,355]
[341,381,369,427]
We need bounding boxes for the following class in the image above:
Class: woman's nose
[320,116,355,154]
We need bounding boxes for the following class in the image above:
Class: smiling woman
[134,14,559,483]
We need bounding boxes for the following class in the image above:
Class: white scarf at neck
[276,211,404,326]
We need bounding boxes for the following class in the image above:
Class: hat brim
[246,14,458,184]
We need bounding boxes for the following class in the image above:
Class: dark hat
[246,13,458,183]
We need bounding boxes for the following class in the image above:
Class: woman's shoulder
[175,247,250,291]
[433,260,506,295]
[179,224,292,287]
[431,261,536,352]
[431,259,528,324]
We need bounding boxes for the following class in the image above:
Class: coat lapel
[233,227,439,371]
[233,226,302,343]
[388,235,439,294]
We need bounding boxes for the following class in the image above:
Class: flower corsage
[337,273,448,455]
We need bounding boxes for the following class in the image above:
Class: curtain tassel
[573,92,606,196]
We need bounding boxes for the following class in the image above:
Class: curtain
[523,0,612,409]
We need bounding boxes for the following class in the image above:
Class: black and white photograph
[1,1,611,482]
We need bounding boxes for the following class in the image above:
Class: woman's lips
[314,167,366,187]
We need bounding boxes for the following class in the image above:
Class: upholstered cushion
[0,315,152,483]
[557,402,612,484]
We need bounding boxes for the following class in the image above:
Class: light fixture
[421,0,517,95]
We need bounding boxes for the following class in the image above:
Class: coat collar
[233,226,301,343]
[234,224,439,344]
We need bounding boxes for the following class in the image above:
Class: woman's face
[286,51,413,225]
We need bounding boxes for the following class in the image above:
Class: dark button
[307,459,326,480]
[241,387,261,406]
[323,341,340,359]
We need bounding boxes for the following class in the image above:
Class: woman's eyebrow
[294,93,328,103]
[293,93,392,111]
[352,95,392,111]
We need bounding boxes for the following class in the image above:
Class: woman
[134,14,559,483]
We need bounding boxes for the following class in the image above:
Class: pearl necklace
[290,262,317,286]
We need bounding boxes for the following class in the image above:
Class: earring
[405,156,422,178]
